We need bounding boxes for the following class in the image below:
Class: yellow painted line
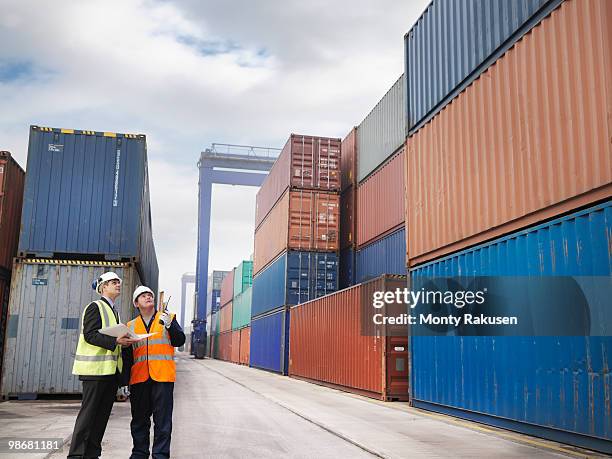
[103,132,116,138]
[61,129,74,134]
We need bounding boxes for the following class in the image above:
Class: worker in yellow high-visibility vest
[123,285,185,459]
[68,272,137,459]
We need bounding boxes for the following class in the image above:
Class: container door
[385,336,409,400]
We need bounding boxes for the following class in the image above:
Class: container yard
[1,0,611,457]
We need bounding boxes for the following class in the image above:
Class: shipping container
[206,289,221,316]
[233,261,253,298]
[18,126,159,293]
[251,251,339,318]
[340,128,357,191]
[210,310,219,336]
[250,308,289,374]
[340,187,356,250]
[255,135,341,229]
[1,259,141,398]
[0,270,10,382]
[230,329,240,364]
[410,201,612,454]
[339,247,355,290]
[356,228,406,284]
[218,331,232,362]
[220,268,234,306]
[357,149,404,247]
[406,0,612,268]
[254,190,339,275]
[289,275,409,401]
[357,74,405,182]
[239,326,250,365]
[219,301,233,333]
[212,332,219,359]
[0,152,25,272]
[209,270,229,292]
[232,287,251,330]
[405,0,563,134]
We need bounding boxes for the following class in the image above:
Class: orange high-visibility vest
[127,311,176,384]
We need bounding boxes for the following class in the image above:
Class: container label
[32,278,47,286]
[394,347,405,352]
[48,144,64,153]
[113,149,121,207]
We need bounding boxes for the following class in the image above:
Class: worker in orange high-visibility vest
[123,286,185,459]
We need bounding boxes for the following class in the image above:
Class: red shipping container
[341,128,357,191]
[218,331,232,361]
[255,135,340,229]
[406,0,612,267]
[254,189,339,275]
[220,301,233,333]
[231,330,240,364]
[356,149,405,248]
[289,275,409,401]
[239,327,250,365]
[340,186,356,250]
[220,268,234,306]
[0,152,25,272]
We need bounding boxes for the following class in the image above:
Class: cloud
[0,0,429,326]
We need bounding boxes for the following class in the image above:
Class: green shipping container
[232,287,252,330]
[233,261,253,298]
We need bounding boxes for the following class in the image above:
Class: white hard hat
[133,285,154,304]
[94,272,122,293]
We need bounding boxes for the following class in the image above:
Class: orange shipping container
[254,190,339,275]
[0,152,25,272]
[357,149,405,248]
[220,269,234,306]
[219,331,232,362]
[289,275,409,401]
[239,327,250,365]
[406,0,612,267]
[231,330,240,364]
[220,302,233,333]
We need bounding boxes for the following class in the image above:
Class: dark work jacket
[121,312,185,386]
[79,297,124,382]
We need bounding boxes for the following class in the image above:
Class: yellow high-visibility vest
[72,300,123,376]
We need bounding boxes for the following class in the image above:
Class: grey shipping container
[18,126,158,294]
[208,270,229,292]
[404,0,563,134]
[357,74,405,182]
[0,259,141,398]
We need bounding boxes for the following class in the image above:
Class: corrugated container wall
[18,127,158,293]
[340,187,356,250]
[232,287,251,330]
[219,302,233,333]
[339,247,355,289]
[230,330,240,363]
[340,128,357,191]
[357,74,405,182]
[249,308,290,374]
[206,289,221,316]
[357,149,405,247]
[289,275,409,401]
[406,0,612,267]
[405,0,563,133]
[356,228,406,283]
[209,270,229,292]
[239,327,250,365]
[254,190,339,275]
[0,152,25,272]
[410,201,612,452]
[255,135,340,229]
[0,272,10,381]
[233,261,252,298]
[1,260,141,397]
[220,268,234,306]
[218,331,232,362]
[251,251,338,318]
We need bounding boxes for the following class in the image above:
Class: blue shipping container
[206,289,221,316]
[410,201,612,453]
[339,247,355,289]
[405,0,563,134]
[356,227,406,283]
[249,307,289,374]
[18,126,158,292]
[251,251,338,318]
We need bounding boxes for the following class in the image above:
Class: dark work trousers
[68,379,118,458]
[129,379,174,459]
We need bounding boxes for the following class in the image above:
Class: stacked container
[404,0,612,452]
[216,268,234,361]
[1,126,158,399]
[339,129,357,289]
[206,270,229,316]
[0,152,25,383]
[251,134,341,374]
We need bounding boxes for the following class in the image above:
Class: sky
[0,0,429,327]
